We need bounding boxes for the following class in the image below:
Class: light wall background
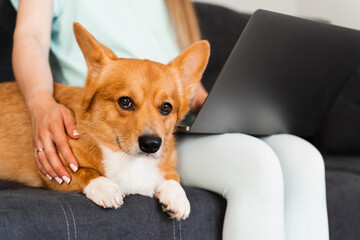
[194,0,360,30]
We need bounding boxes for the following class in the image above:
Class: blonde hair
[165,0,201,51]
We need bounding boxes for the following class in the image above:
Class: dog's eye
[118,97,134,110]
[160,102,172,115]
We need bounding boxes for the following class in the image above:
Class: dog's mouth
[136,150,162,159]
[134,147,162,160]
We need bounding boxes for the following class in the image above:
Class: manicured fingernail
[70,163,78,172]
[46,174,53,181]
[73,130,80,136]
[55,177,63,184]
[62,176,71,184]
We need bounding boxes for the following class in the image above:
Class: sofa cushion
[325,155,360,174]
[324,155,360,240]
[325,169,360,240]
[0,181,226,240]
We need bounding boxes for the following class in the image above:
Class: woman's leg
[262,134,329,240]
[177,133,285,240]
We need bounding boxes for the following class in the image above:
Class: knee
[222,134,281,170]
[177,133,284,198]
[263,134,325,176]
[208,134,284,194]
[223,134,285,202]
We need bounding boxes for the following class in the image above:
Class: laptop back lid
[179,9,360,136]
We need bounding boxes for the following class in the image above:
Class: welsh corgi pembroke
[0,23,210,220]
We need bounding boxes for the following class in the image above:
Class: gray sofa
[1,1,360,239]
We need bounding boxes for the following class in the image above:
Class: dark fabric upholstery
[194,3,250,92]
[325,155,360,174]
[0,181,226,240]
[325,169,360,240]
[313,64,360,156]
[0,0,15,83]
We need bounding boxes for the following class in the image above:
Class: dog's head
[73,23,209,158]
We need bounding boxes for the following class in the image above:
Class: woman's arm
[12,0,79,184]
[13,0,53,104]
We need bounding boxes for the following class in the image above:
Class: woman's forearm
[12,33,54,107]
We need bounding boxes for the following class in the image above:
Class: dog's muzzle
[138,135,162,154]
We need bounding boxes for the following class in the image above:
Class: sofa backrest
[193,3,250,92]
[0,0,16,83]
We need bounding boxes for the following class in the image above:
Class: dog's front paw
[84,177,125,208]
[155,180,190,220]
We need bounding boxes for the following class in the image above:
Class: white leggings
[177,133,329,240]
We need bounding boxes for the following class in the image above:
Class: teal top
[11,0,180,86]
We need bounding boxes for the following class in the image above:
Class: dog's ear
[73,22,117,79]
[169,40,210,122]
[73,23,118,110]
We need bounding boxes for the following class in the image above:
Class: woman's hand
[28,92,79,184]
[190,84,208,114]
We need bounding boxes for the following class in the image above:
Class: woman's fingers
[35,136,62,183]
[39,131,71,184]
[36,147,62,183]
[34,149,47,176]
[62,107,80,139]
[51,122,79,173]
[30,100,79,183]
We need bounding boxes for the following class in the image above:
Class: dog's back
[0,82,41,186]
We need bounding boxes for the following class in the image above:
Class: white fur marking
[101,146,164,197]
[156,180,190,220]
[84,176,124,208]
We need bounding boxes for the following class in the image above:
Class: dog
[0,23,210,220]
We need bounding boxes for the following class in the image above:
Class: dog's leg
[155,169,190,220]
[43,168,124,208]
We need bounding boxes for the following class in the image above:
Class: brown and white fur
[0,23,210,220]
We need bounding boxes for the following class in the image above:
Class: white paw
[84,177,125,208]
[155,180,190,220]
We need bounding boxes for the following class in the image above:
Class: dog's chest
[100,146,163,197]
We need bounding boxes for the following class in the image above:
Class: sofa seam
[55,198,71,240]
[173,218,176,240]
[63,198,77,240]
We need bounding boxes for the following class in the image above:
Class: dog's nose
[138,135,162,154]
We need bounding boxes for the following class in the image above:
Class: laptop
[176,9,360,136]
